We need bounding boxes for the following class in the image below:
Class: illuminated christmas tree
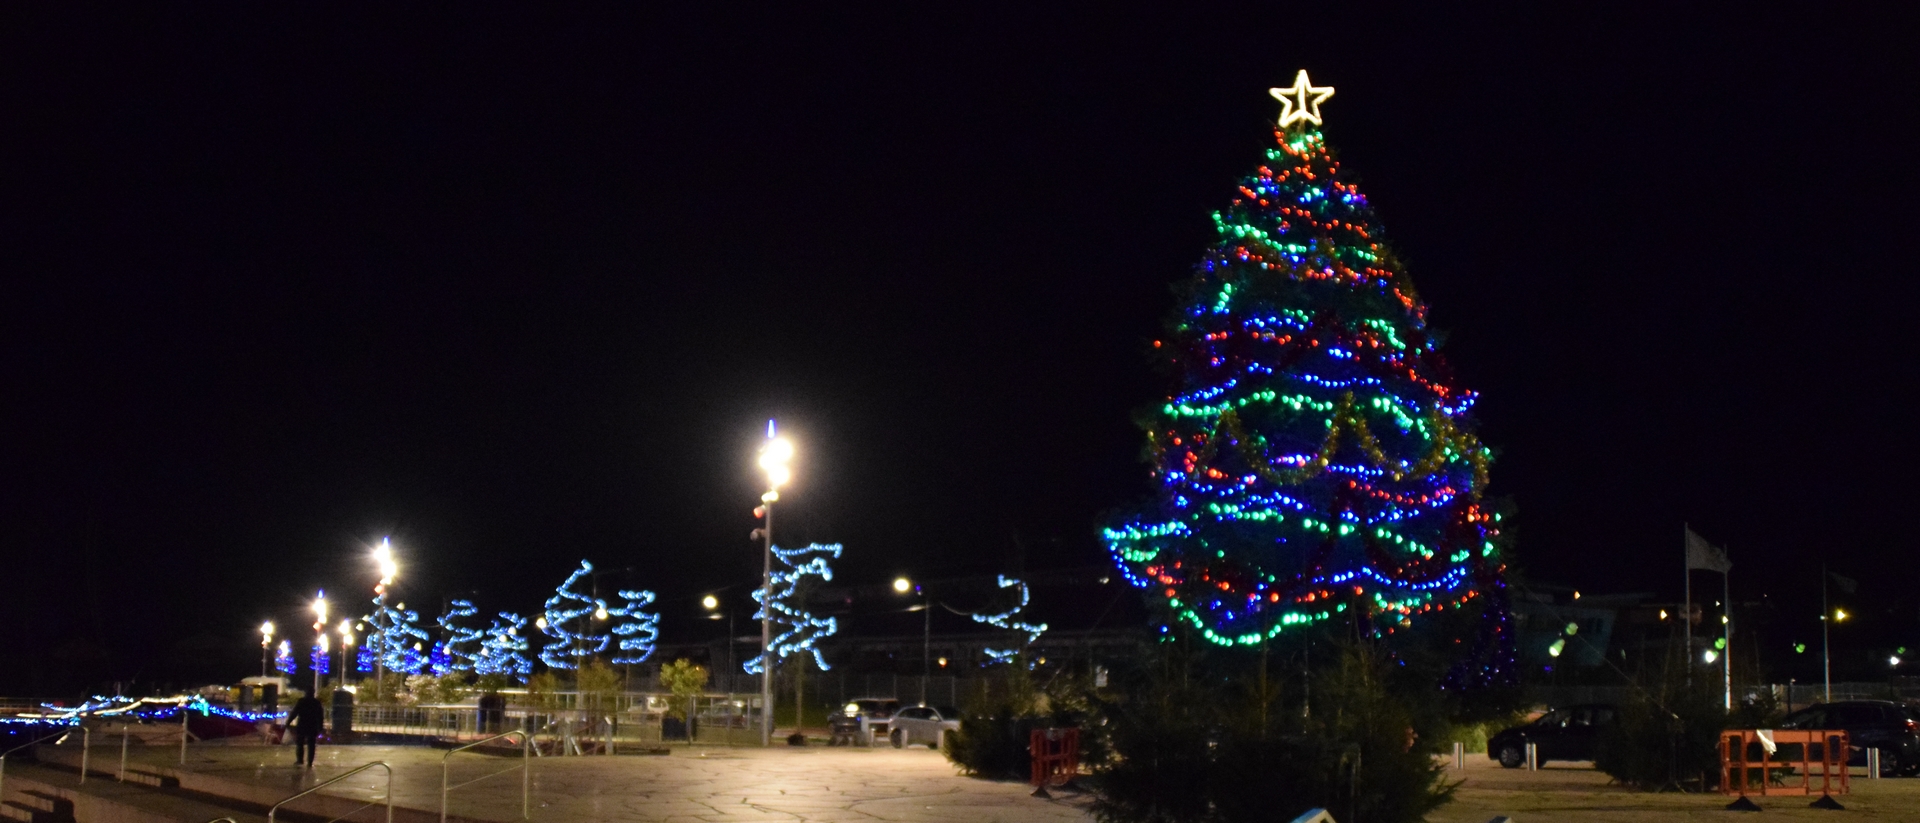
[437,598,486,672]
[1105,71,1511,685]
[538,561,609,670]
[746,543,841,674]
[608,589,660,665]
[475,612,532,679]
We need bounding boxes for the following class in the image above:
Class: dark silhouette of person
[287,694,325,767]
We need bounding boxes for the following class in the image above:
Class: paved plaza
[119,741,1097,823]
[47,739,1920,823]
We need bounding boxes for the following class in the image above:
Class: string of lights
[538,561,609,670]
[969,575,1047,664]
[609,589,661,664]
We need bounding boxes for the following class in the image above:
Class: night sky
[4,5,1916,692]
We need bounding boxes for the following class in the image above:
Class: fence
[348,693,767,748]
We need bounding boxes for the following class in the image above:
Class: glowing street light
[702,594,719,610]
[337,619,355,684]
[894,576,932,704]
[311,591,329,694]
[260,621,276,678]
[370,537,398,700]
[751,421,795,746]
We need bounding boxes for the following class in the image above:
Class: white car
[888,705,962,749]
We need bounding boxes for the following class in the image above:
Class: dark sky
[3,5,1916,691]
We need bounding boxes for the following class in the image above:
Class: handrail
[268,760,393,823]
[0,727,82,800]
[440,730,530,822]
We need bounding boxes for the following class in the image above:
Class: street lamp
[260,621,276,678]
[338,619,355,685]
[371,538,398,699]
[894,577,931,705]
[311,591,329,695]
[752,422,794,746]
[704,595,735,692]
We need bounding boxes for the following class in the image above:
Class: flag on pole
[1685,527,1731,573]
[1828,571,1858,595]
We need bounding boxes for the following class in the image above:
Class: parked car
[1778,700,1920,776]
[1488,704,1618,768]
[889,705,962,749]
[829,697,901,746]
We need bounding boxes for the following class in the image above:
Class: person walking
[287,692,325,767]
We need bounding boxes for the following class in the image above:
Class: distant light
[1573,591,1581,600]
[1703,649,1718,664]
[535,616,549,630]
[595,604,609,620]
[260,621,275,637]
[1835,609,1849,622]
[1794,643,1807,654]
[1564,622,1579,636]
[1892,656,1903,667]
[1658,609,1668,621]
[374,537,399,585]
[1547,639,1566,658]
[893,577,912,594]
[937,657,948,667]
[702,595,719,610]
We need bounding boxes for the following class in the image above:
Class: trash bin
[331,688,354,737]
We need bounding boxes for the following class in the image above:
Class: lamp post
[704,595,735,692]
[337,620,355,686]
[894,577,930,705]
[260,621,276,679]
[371,538,398,700]
[752,423,794,746]
[311,592,329,696]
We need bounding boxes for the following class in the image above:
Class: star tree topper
[1269,69,1334,127]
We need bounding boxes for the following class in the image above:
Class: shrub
[1594,684,1726,791]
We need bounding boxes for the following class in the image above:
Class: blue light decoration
[428,643,454,676]
[1102,72,1514,688]
[969,576,1048,664]
[745,543,842,674]
[608,589,661,665]
[355,645,375,673]
[475,612,532,679]
[377,601,432,675]
[309,643,331,676]
[436,599,486,672]
[274,640,295,676]
[538,561,610,670]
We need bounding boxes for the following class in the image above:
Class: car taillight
[1906,718,1917,734]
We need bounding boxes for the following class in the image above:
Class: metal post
[760,498,774,746]
[180,702,190,764]
[1453,741,1464,770]
[1823,563,1832,703]
[78,727,90,784]
[1525,742,1537,771]
[921,594,930,705]
[119,724,129,781]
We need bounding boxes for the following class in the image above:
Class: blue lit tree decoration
[379,601,432,675]
[538,561,609,670]
[309,642,332,677]
[274,640,295,676]
[608,589,660,664]
[355,645,376,673]
[475,612,532,679]
[969,575,1048,664]
[745,543,842,674]
[437,599,486,673]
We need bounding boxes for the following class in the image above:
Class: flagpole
[1723,553,1732,711]
[1684,524,1692,687]
[1822,562,1831,703]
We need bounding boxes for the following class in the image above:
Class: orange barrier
[1720,729,1850,798]
[1029,727,1080,790]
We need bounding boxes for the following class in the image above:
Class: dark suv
[828,697,901,746]
[1487,704,1618,768]
[1778,700,1920,776]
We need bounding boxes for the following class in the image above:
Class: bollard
[1524,742,1538,771]
[1866,748,1879,780]
[1453,741,1465,770]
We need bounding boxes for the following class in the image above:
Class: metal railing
[268,760,392,823]
[440,730,529,823]
[1,728,85,799]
